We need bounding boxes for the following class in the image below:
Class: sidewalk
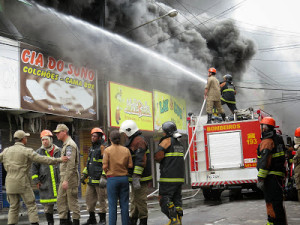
[0,187,198,220]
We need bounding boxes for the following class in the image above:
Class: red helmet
[208,67,216,73]
[260,117,276,127]
[91,127,103,135]
[295,127,300,137]
[40,130,53,138]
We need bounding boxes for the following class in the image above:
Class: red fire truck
[187,110,262,200]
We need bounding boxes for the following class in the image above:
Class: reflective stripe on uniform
[32,174,39,180]
[272,151,285,158]
[165,152,184,157]
[258,169,269,178]
[134,166,144,175]
[40,198,57,203]
[269,171,285,177]
[223,89,235,92]
[93,158,103,163]
[45,151,58,197]
[159,178,184,183]
[82,167,88,175]
[221,97,236,104]
[91,179,100,184]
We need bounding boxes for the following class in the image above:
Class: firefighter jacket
[257,131,286,180]
[32,144,61,204]
[293,137,300,189]
[205,76,221,101]
[125,131,152,182]
[155,136,185,183]
[82,140,107,185]
[60,136,80,187]
[220,81,236,104]
[0,142,62,194]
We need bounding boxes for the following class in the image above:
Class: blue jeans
[107,176,129,225]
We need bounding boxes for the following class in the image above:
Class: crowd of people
[0,120,185,225]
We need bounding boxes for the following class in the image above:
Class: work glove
[256,180,265,192]
[80,174,88,185]
[99,176,107,188]
[132,174,141,190]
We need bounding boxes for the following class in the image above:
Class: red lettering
[74,67,80,77]
[67,64,73,75]
[81,67,87,79]
[35,53,44,68]
[21,49,31,63]
[30,51,36,65]
[57,60,64,72]
[47,56,56,70]
[88,70,95,81]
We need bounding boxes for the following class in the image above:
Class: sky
[171,0,300,137]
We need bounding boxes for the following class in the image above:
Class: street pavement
[1,189,300,225]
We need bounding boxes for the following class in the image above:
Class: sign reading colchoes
[20,43,98,120]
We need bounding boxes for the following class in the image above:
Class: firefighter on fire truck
[293,127,300,201]
[220,74,237,114]
[256,117,287,225]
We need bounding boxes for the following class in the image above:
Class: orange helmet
[208,67,216,73]
[91,127,103,135]
[40,130,53,138]
[260,117,276,127]
[295,127,300,137]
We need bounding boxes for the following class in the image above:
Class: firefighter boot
[176,207,183,225]
[67,211,72,225]
[83,211,97,225]
[164,203,180,225]
[139,217,148,225]
[45,213,54,225]
[221,113,226,122]
[59,219,69,225]
[98,213,106,225]
[207,114,212,124]
[129,217,138,225]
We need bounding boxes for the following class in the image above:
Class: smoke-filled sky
[3,0,300,136]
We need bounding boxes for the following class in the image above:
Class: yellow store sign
[154,90,187,133]
[109,82,154,131]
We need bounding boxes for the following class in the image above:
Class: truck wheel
[202,188,222,200]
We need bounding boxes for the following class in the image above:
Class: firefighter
[256,117,287,225]
[154,121,185,225]
[0,130,68,225]
[32,130,61,225]
[81,128,108,225]
[54,124,81,225]
[220,74,237,114]
[204,67,225,124]
[119,120,152,225]
[293,127,300,201]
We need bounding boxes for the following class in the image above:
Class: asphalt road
[1,190,300,225]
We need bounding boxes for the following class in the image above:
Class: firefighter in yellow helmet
[0,130,67,225]
[32,130,62,225]
[256,117,287,225]
[204,67,225,124]
[293,127,300,201]
[81,128,108,225]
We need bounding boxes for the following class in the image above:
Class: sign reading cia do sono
[20,43,98,120]
[108,81,154,131]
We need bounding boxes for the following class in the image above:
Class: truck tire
[202,187,222,200]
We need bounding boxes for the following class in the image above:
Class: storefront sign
[0,37,20,109]
[154,90,187,133]
[20,43,98,120]
[108,82,153,131]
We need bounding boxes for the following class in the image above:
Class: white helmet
[119,120,139,137]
